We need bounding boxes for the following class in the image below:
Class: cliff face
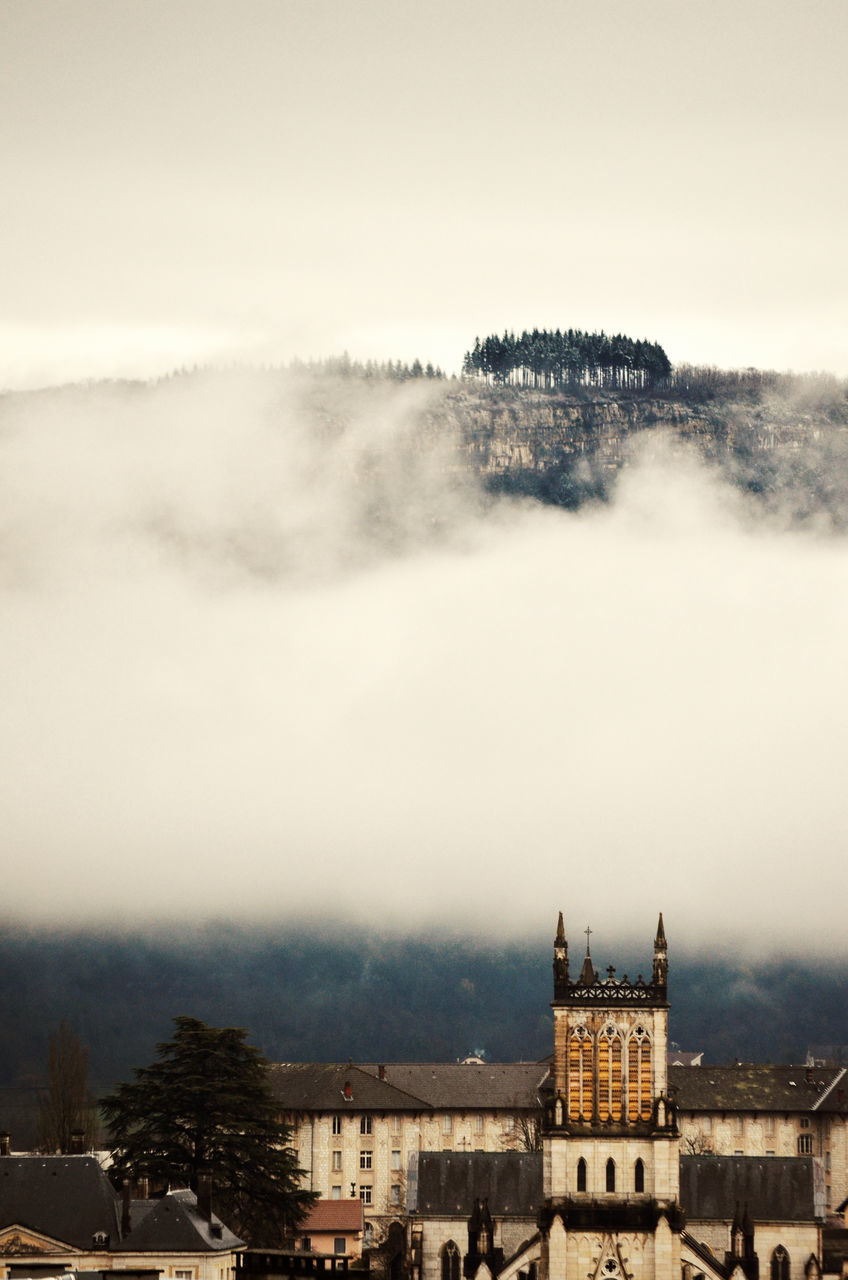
[447,390,717,475]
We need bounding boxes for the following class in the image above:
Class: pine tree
[101,1017,315,1247]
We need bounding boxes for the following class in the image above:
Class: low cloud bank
[1,372,845,952]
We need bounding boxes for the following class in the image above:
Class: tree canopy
[462,328,672,389]
[36,1020,97,1153]
[101,1016,315,1247]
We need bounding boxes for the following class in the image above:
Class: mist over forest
[1,363,847,1128]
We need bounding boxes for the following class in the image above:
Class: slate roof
[116,1190,242,1253]
[410,1151,543,1217]
[670,1065,847,1114]
[361,1064,548,1110]
[0,1157,120,1249]
[269,1064,429,1113]
[301,1199,363,1234]
[679,1155,819,1222]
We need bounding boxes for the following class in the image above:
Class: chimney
[197,1169,213,1222]
[805,1066,813,1084]
[378,1065,386,1081]
[69,1130,85,1155]
[121,1179,132,1237]
[0,1133,10,1157]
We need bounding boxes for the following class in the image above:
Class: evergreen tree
[101,1017,315,1247]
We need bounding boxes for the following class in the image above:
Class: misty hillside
[0,925,846,1112]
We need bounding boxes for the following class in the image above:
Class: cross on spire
[584,925,592,955]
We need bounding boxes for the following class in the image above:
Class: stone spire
[578,925,597,985]
[652,912,668,988]
[553,911,569,994]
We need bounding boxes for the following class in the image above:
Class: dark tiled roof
[670,1065,847,1113]
[269,1064,430,1112]
[361,1064,548,1110]
[0,1156,120,1249]
[412,1151,542,1216]
[679,1155,818,1222]
[116,1190,242,1253]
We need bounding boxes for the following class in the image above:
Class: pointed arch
[442,1241,461,1280]
[771,1247,789,1280]
[568,1027,593,1121]
[598,1024,623,1121]
[634,1157,645,1193]
[627,1026,652,1121]
[576,1157,587,1192]
[605,1157,616,1192]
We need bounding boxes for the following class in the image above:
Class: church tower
[539,914,684,1280]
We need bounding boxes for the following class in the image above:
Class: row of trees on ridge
[462,328,672,389]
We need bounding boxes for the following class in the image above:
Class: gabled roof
[301,1200,363,1234]
[0,1157,119,1250]
[116,1190,242,1253]
[679,1155,820,1222]
[269,1064,429,1112]
[361,1063,548,1110]
[410,1151,542,1217]
[670,1064,846,1113]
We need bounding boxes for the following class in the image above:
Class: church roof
[670,1064,847,1113]
[0,1156,120,1249]
[269,1062,547,1112]
[409,1151,543,1217]
[679,1155,820,1222]
[360,1063,548,1110]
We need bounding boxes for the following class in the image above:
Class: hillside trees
[462,328,671,389]
[101,1016,315,1247]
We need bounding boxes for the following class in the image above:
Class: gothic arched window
[568,1027,593,1121]
[634,1158,645,1193]
[577,1157,587,1192]
[442,1241,461,1280]
[598,1025,623,1122]
[627,1026,653,1122]
[606,1157,616,1192]
[771,1247,790,1280]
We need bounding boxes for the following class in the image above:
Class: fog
[1,372,846,952]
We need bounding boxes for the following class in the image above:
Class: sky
[1,2,848,953]
[1,0,847,386]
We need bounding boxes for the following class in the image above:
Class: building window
[390,1183,401,1205]
[442,1241,461,1280]
[442,1115,452,1135]
[360,1115,372,1135]
[504,1116,515,1134]
[332,1150,343,1170]
[577,1157,587,1192]
[363,1224,374,1247]
[331,1185,342,1200]
[360,1150,372,1169]
[771,1247,790,1280]
[764,1115,775,1136]
[598,1025,623,1122]
[334,1239,346,1256]
[606,1158,616,1193]
[798,1134,813,1154]
[299,1240,311,1254]
[391,1113,402,1133]
[800,1117,811,1129]
[391,1149,402,1170]
[474,1115,484,1134]
[634,1158,645,1193]
[702,1116,712,1134]
[359,1185,372,1205]
[734,1115,744,1135]
[568,1027,593,1121]
[627,1027,652,1123]
[332,1115,342,1135]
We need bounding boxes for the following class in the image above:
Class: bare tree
[681,1131,714,1155]
[36,1021,97,1153]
